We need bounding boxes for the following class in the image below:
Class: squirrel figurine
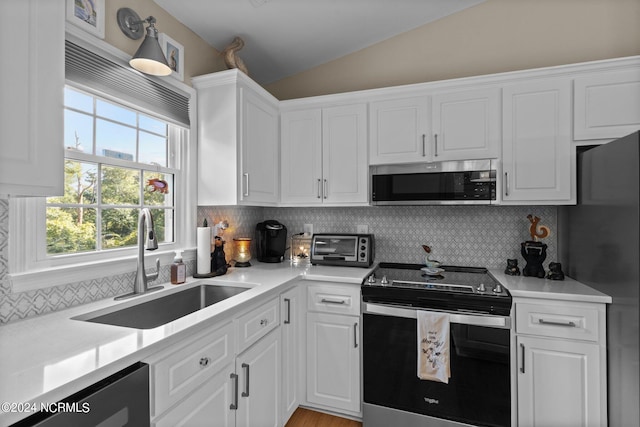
[527,214,550,241]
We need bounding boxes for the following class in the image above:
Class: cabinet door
[0,0,64,197]
[153,362,235,427]
[236,329,281,427]
[322,104,368,204]
[502,78,572,203]
[431,88,501,161]
[517,336,602,427]
[281,109,323,204]
[574,69,640,140]
[306,312,360,413]
[281,287,301,424]
[240,87,279,205]
[369,96,429,165]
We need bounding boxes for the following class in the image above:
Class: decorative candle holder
[233,238,252,267]
[290,234,311,264]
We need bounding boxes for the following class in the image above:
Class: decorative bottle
[170,250,187,284]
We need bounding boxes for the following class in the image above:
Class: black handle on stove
[363,303,511,329]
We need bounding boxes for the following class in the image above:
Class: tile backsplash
[0,200,556,324]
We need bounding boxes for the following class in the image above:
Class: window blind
[65,40,190,126]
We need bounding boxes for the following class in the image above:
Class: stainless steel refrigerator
[559,131,639,427]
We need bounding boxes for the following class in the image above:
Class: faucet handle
[146,258,160,282]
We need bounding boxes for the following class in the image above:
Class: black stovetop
[361,262,512,315]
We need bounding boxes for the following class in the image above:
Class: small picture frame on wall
[159,33,185,81]
[66,0,105,39]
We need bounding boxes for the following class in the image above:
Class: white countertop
[490,269,612,304]
[0,262,609,425]
[0,262,373,426]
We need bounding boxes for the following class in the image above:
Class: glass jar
[290,234,311,264]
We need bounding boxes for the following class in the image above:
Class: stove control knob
[493,283,503,294]
[477,283,486,293]
[381,275,389,286]
[367,275,376,284]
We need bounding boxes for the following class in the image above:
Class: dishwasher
[11,362,150,427]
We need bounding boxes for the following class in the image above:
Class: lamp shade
[129,24,172,76]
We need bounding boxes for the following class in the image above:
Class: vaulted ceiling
[154,0,485,84]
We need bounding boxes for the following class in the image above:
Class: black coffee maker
[255,220,287,263]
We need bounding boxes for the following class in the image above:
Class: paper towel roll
[197,227,212,275]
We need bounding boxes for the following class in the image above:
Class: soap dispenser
[170,250,186,284]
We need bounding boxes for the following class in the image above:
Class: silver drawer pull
[321,298,346,305]
[241,363,250,397]
[199,357,211,368]
[230,373,239,410]
[538,318,577,327]
[260,318,268,326]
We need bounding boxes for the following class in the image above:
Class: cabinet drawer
[307,283,360,316]
[236,297,279,353]
[148,321,235,417]
[515,302,600,342]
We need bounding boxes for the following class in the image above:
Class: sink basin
[79,284,250,329]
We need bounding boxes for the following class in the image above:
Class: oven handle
[363,302,511,329]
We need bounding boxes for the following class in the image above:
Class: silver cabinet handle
[422,134,426,157]
[260,318,268,326]
[199,357,211,368]
[230,373,239,410]
[321,298,346,305]
[434,133,438,157]
[520,343,525,374]
[243,173,249,197]
[504,172,509,197]
[323,179,328,199]
[241,363,250,397]
[284,298,291,324]
[317,178,322,199]
[354,322,358,348]
[538,318,577,327]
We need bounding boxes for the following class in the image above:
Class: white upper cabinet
[280,104,368,206]
[0,0,64,197]
[194,70,279,206]
[369,96,430,164]
[240,88,280,205]
[574,68,640,141]
[369,89,500,165]
[502,78,573,204]
[431,88,501,161]
[280,109,323,205]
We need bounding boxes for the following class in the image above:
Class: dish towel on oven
[417,310,451,383]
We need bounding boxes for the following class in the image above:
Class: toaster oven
[310,234,375,267]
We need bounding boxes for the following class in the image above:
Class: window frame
[9,80,197,292]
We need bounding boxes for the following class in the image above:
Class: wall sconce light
[117,8,172,76]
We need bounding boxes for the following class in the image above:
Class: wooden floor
[285,408,362,427]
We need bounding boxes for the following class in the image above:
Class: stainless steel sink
[79,284,250,329]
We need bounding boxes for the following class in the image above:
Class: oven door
[362,303,511,427]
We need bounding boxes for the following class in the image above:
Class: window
[45,87,177,256]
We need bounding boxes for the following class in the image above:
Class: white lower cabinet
[515,299,607,427]
[147,296,282,427]
[154,362,235,427]
[280,286,301,423]
[305,282,361,415]
[235,328,281,427]
[517,336,601,427]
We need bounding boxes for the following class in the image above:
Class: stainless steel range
[362,262,513,427]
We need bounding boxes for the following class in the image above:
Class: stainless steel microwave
[310,234,374,267]
[371,159,497,205]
